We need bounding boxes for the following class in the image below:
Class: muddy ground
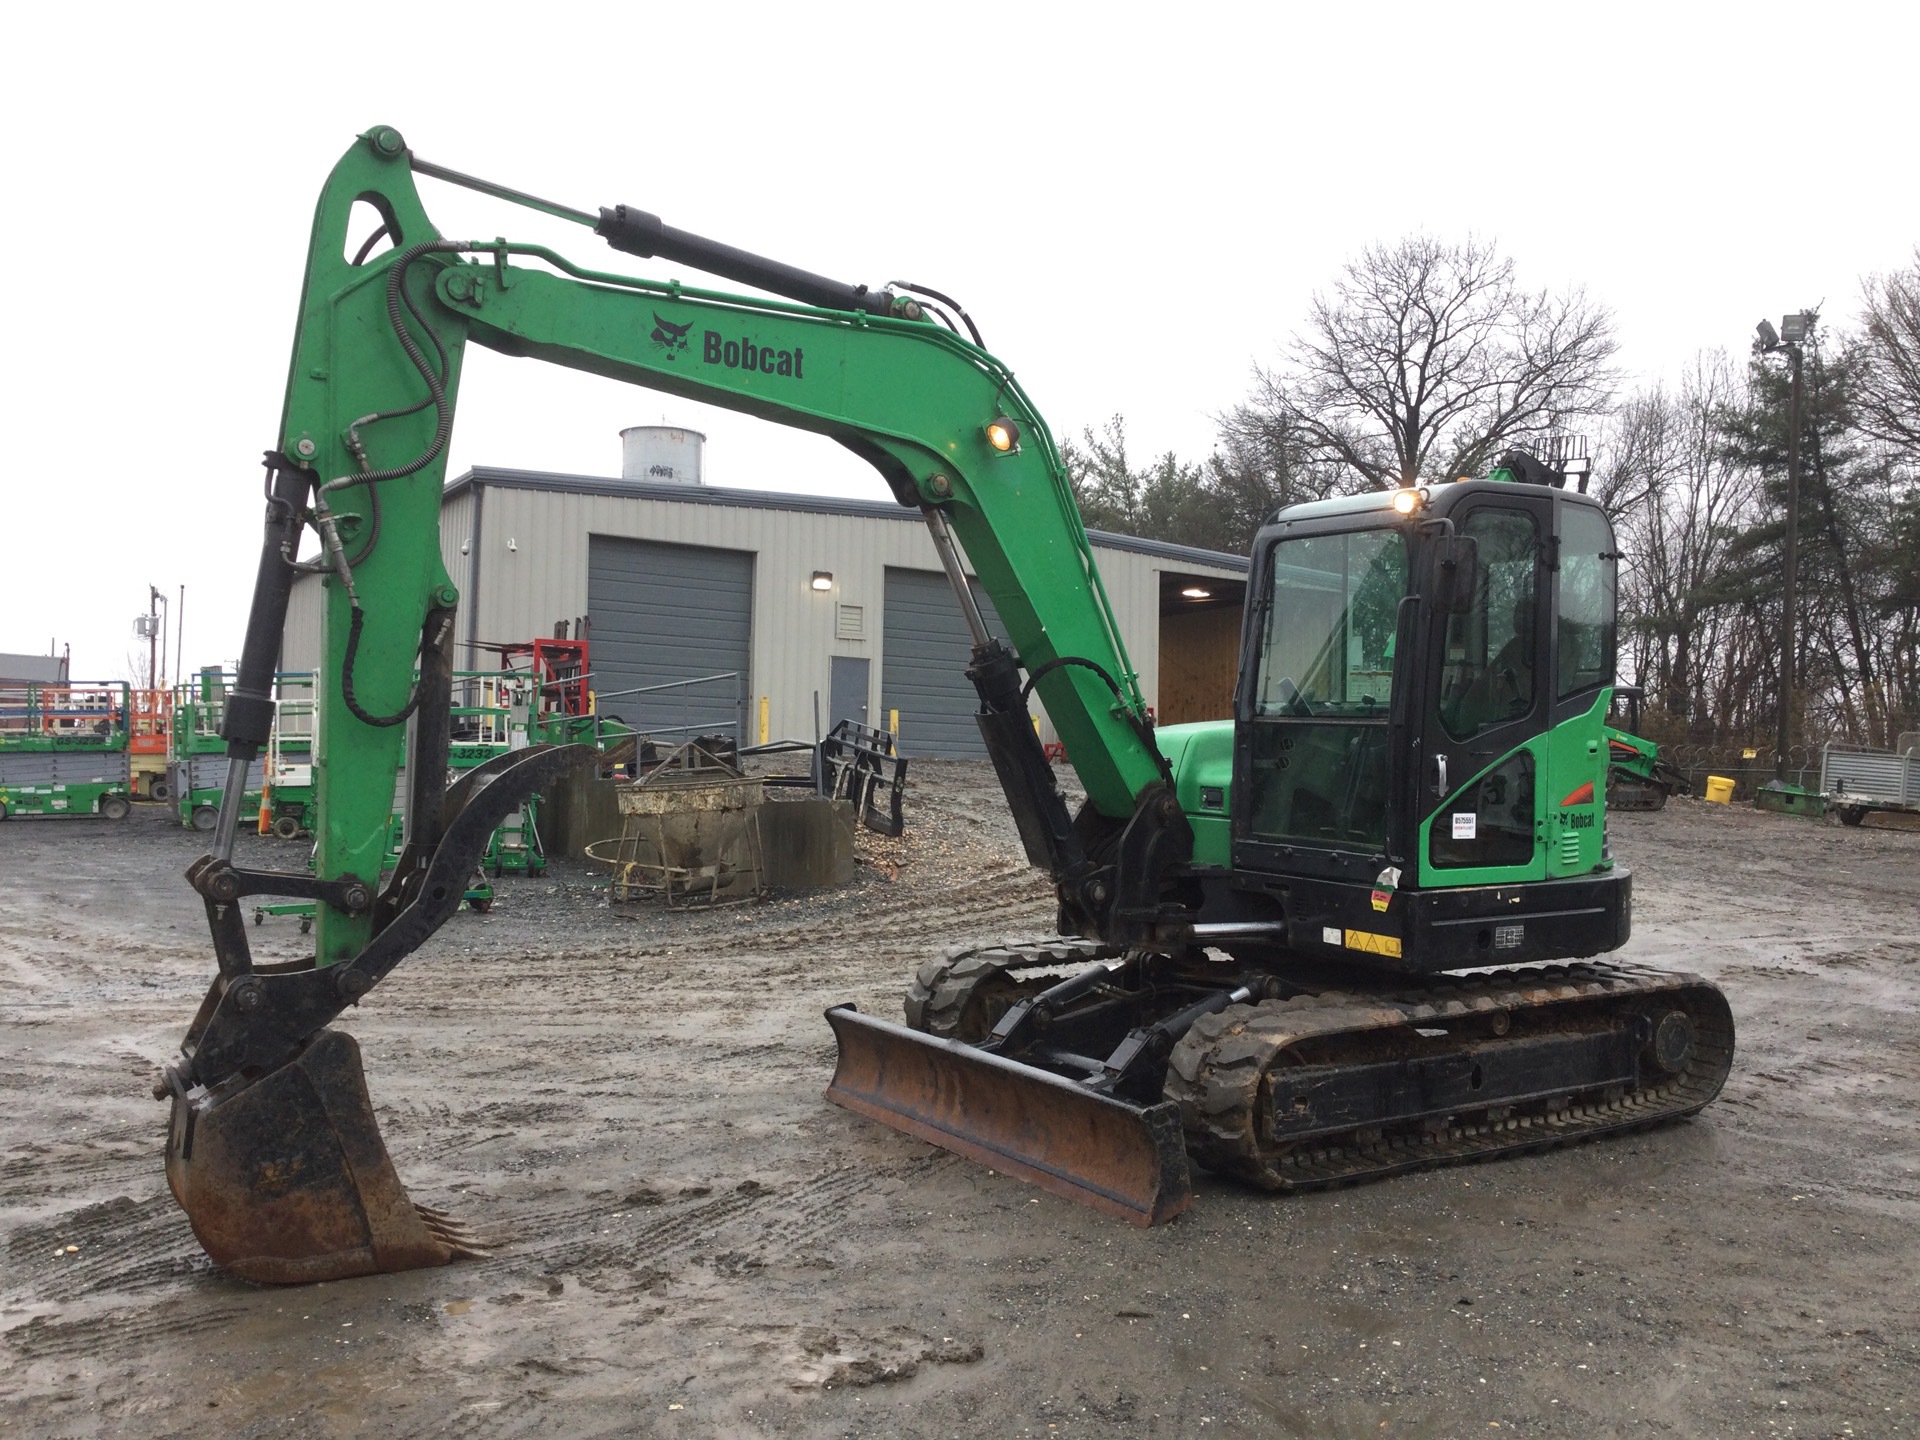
[2,762,1917,1438]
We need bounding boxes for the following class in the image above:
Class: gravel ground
[2,762,1917,1438]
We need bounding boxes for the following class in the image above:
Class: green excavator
[158,128,1733,1282]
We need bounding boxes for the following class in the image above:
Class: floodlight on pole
[1754,309,1815,783]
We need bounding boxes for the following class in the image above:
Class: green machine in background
[449,670,544,879]
[261,672,317,839]
[172,671,265,832]
[0,681,134,820]
[1604,685,1692,812]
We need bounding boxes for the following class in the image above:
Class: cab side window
[1437,509,1539,740]
[1557,505,1616,700]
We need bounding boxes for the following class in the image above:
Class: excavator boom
[163,126,1183,1281]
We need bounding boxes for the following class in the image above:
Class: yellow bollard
[758,695,770,746]
[888,708,899,737]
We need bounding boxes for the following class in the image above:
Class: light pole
[133,587,168,691]
[1755,312,1813,784]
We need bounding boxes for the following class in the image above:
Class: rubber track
[1163,962,1734,1191]
[903,937,1119,1036]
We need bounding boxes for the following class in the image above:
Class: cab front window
[1255,530,1406,718]
[1245,528,1406,853]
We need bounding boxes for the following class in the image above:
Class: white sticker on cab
[1451,813,1477,839]
[1322,926,1341,946]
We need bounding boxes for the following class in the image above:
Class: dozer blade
[824,1005,1191,1226]
[165,1028,484,1285]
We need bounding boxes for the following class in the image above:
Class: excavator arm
[162,127,1193,1282]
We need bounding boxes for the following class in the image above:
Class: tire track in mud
[0,1128,157,1202]
[710,884,1054,961]
[459,1154,956,1283]
[5,1194,208,1304]
[3,1301,251,1364]
[411,1393,572,1440]
[468,866,1053,970]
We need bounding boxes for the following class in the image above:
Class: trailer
[0,681,134,820]
[1823,737,1920,825]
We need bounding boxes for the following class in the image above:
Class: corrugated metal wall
[280,476,1247,752]
[449,483,1238,747]
[283,572,325,674]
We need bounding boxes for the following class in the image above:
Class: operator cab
[1227,465,1626,972]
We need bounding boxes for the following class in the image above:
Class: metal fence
[593,671,744,742]
[1654,743,1821,801]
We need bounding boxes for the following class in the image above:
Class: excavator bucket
[824,1005,1192,1226]
[165,1028,483,1284]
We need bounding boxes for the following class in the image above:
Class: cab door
[1418,494,1552,885]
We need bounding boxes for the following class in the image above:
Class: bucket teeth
[414,1205,490,1258]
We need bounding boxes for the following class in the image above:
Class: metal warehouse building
[284,436,1248,757]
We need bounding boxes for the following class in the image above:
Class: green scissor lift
[0,680,135,820]
[262,671,317,839]
[254,670,541,931]
[172,670,264,832]
[451,670,546,881]
[176,670,319,836]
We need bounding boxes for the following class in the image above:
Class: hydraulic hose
[316,239,467,727]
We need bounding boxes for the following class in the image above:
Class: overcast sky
[4,2,1911,682]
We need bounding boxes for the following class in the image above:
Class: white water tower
[620,425,705,485]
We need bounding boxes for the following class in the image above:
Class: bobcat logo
[650,312,692,358]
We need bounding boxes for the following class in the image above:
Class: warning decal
[1343,928,1403,958]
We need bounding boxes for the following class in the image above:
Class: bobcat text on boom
[703,332,805,377]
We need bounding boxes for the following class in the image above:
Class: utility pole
[147,587,161,690]
[134,587,169,693]
[1755,312,1813,785]
[1777,342,1802,782]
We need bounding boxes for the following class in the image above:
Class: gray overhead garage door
[881,567,1007,758]
[588,536,753,740]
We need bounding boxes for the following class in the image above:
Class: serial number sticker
[1451,813,1477,839]
[1343,928,1403,958]
[1494,924,1525,950]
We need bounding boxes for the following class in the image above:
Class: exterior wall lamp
[811,571,833,592]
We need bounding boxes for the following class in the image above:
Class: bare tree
[1239,236,1620,490]
[1854,247,1920,453]
[1609,353,1756,727]
[1590,386,1675,522]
